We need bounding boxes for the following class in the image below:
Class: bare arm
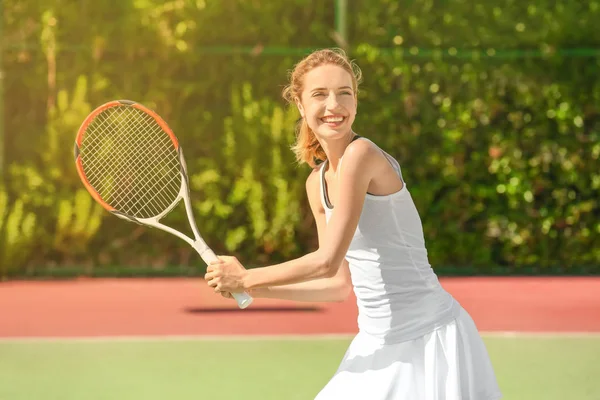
[250,169,352,302]
[240,140,382,289]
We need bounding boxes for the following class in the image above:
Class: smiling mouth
[321,116,345,124]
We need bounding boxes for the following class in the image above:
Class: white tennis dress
[314,139,502,400]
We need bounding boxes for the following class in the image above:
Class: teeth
[323,117,344,123]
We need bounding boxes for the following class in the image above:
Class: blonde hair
[282,48,362,168]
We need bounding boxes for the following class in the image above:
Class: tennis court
[2,2,599,399]
[1,277,598,399]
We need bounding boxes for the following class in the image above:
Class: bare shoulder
[345,136,380,158]
[343,137,403,194]
[342,137,388,172]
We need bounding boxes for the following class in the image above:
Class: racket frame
[74,100,253,309]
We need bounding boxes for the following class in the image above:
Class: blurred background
[2,2,600,400]
[1,0,599,278]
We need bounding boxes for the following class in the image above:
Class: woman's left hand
[204,256,249,293]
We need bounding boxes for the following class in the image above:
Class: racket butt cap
[234,292,254,309]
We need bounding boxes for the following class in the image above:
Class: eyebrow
[310,86,353,92]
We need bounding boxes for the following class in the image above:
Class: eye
[312,92,325,97]
[341,91,352,95]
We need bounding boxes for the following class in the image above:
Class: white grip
[201,248,253,309]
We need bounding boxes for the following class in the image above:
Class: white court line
[0,334,355,343]
[1,332,600,343]
[480,331,600,339]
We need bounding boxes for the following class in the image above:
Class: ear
[296,100,305,119]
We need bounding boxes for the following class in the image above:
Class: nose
[325,92,340,110]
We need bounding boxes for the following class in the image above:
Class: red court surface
[1,277,599,338]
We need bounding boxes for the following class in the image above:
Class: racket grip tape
[201,248,254,309]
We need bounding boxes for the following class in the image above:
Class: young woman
[205,48,502,400]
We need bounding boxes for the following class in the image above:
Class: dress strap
[319,160,333,210]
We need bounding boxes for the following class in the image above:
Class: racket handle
[201,248,254,309]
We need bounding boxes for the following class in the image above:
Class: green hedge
[1,0,598,277]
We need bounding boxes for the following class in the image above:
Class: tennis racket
[73,99,253,309]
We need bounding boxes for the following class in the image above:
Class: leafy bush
[2,0,598,276]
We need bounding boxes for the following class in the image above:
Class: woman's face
[297,64,357,141]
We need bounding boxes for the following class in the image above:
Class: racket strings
[95,118,176,213]
[89,108,181,215]
[83,109,180,216]
[95,112,178,207]
[84,112,163,188]
[84,110,180,217]
[79,106,182,219]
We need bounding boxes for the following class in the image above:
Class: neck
[321,130,356,173]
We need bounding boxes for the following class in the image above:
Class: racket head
[74,100,188,222]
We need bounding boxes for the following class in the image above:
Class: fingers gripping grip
[201,248,253,309]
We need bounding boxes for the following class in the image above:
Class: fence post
[0,0,4,277]
[0,0,4,178]
[334,0,348,49]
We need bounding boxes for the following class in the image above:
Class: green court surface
[0,336,598,400]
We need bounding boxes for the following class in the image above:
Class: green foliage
[350,45,600,272]
[2,0,599,276]
[0,187,37,278]
[1,73,103,273]
[344,0,600,272]
[191,83,305,263]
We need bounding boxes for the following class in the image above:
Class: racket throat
[112,210,143,225]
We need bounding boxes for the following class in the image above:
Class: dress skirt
[314,306,502,400]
